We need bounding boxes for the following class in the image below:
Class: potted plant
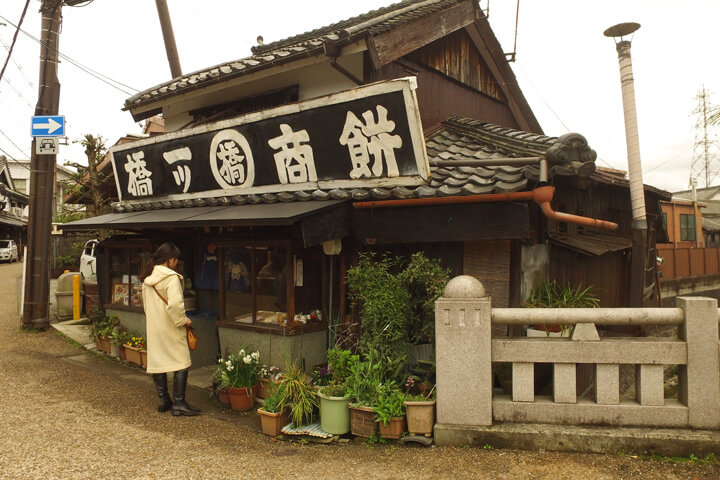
[375,386,406,440]
[123,334,147,368]
[211,355,232,405]
[317,348,358,435]
[257,364,282,399]
[89,312,118,355]
[256,383,288,436]
[345,357,383,438]
[404,388,436,437]
[524,281,599,337]
[277,364,317,428]
[109,321,127,358]
[224,347,261,411]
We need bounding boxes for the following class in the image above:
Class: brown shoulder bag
[152,282,198,351]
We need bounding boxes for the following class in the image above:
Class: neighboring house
[63,0,668,369]
[659,199,704,247]
[673,186,720,247]
[7,158,81,219]
[63,117,165,214]
[0,156,29,247]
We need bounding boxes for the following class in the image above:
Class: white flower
[243,355,252,364]
[251,351,259,360]
[225,360,232,367]
[217,358,223,364]
[226,365,234,371]
[239,349,245,357]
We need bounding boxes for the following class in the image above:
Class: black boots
[152,373,173,412]
[171,368,201,416]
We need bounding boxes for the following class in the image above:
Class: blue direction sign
[31,115,65,137]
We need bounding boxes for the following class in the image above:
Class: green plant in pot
[257,383,288,436]
[277,364,317,428]
[344,354,387,437]
[225,347,261,412]
[317,348,358,435]
[524,280,599,336]
[374,385,406,440]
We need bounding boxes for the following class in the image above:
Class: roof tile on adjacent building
[124,0,463,111]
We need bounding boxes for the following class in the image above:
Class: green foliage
[374,385,406,426]
[277,364,317,428]
[345,356,384,407]
[225,347,261,388]
[347,253,411,369]
[327,348,358,384]
[524,280,599,335]
[87,305,105,324]
[88,313,119,341]
[55,210,85,224]
[483,443,493,450]
[320,383,347,398]
[261,384,284,414]
[53,254,77,269]
[397,252,450,344]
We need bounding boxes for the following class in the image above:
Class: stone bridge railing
[435,276,720,442]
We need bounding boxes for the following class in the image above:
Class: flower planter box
[318,389,350,435]
[123,344,147,368]
[257,408,289,436]
[228,385,256,412]
[404,400,435,437]
[349,405,377,438]
[109,342,123,358]
[379,416,406,440]
[95,336,111,354]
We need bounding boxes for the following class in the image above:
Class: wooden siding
[372,59,519,130]
[549,247,630,308]
[406,29,505,102]
[657,245,720,279]
[463,240,510,307]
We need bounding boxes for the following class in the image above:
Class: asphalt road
[1,260,718,479]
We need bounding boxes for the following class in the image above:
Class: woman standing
[142,242,200,416]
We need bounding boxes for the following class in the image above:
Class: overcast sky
[1,0,718,193]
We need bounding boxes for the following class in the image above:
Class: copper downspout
[353,185,619,231]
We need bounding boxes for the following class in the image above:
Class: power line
[0,126,29,158]
[0,34,34,89]
[0,0,31,86]
[0,145,31,171]
[0,14,140,96]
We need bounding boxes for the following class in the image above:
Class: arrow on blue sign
[31,115,65,137]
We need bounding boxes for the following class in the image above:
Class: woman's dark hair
[152,242,181,265]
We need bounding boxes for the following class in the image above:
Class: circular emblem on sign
[209,129,255,189]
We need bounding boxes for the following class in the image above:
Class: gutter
[353,185,619,232]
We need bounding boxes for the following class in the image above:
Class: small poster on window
[113,284,129,305]
[131,284,143,307]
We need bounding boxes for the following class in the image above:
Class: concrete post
[677,296,720,429]
[436,276,492,426]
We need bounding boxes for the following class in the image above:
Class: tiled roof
[113,117,597,213]
[673,185,720,202]
[124,0,462,111]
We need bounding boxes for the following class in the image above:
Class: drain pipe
[353,185,619,231]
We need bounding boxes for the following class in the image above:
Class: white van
[0,240,18,263]
[80,239,99,280]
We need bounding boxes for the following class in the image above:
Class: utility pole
[22,0,64,330]
[155,0,182,78]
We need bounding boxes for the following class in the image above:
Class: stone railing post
[677,296,720,429]
[435,275,492,426]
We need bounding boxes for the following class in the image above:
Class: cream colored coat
[142,265,191,374]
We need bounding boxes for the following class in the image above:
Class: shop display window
[107,247,151,309]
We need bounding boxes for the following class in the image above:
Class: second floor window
[680,214,696,241]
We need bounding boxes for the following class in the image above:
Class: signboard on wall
[110,77,429,204]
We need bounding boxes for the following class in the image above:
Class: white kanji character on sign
[163,146,192,193]
[124,151,153,196]
[267,123,317,184]
[209,129,255,189]
[339,105,403,179]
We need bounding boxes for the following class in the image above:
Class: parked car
[0,239,18,263]
[80,239,99,280]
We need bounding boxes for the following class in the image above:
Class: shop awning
[0,214,27,228]
[61,200,347,231]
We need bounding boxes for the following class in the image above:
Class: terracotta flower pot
[227,385,256,412]
[379,416,406,440]
[404,400,435,437]
[257,408,289,436]
[217,388,230,405]
[123,344,146,368]
[96,336,111,354]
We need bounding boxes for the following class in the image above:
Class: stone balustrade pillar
[677,296,720,429]
[435,275,492,426]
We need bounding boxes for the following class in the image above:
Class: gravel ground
[2,261,719,479]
